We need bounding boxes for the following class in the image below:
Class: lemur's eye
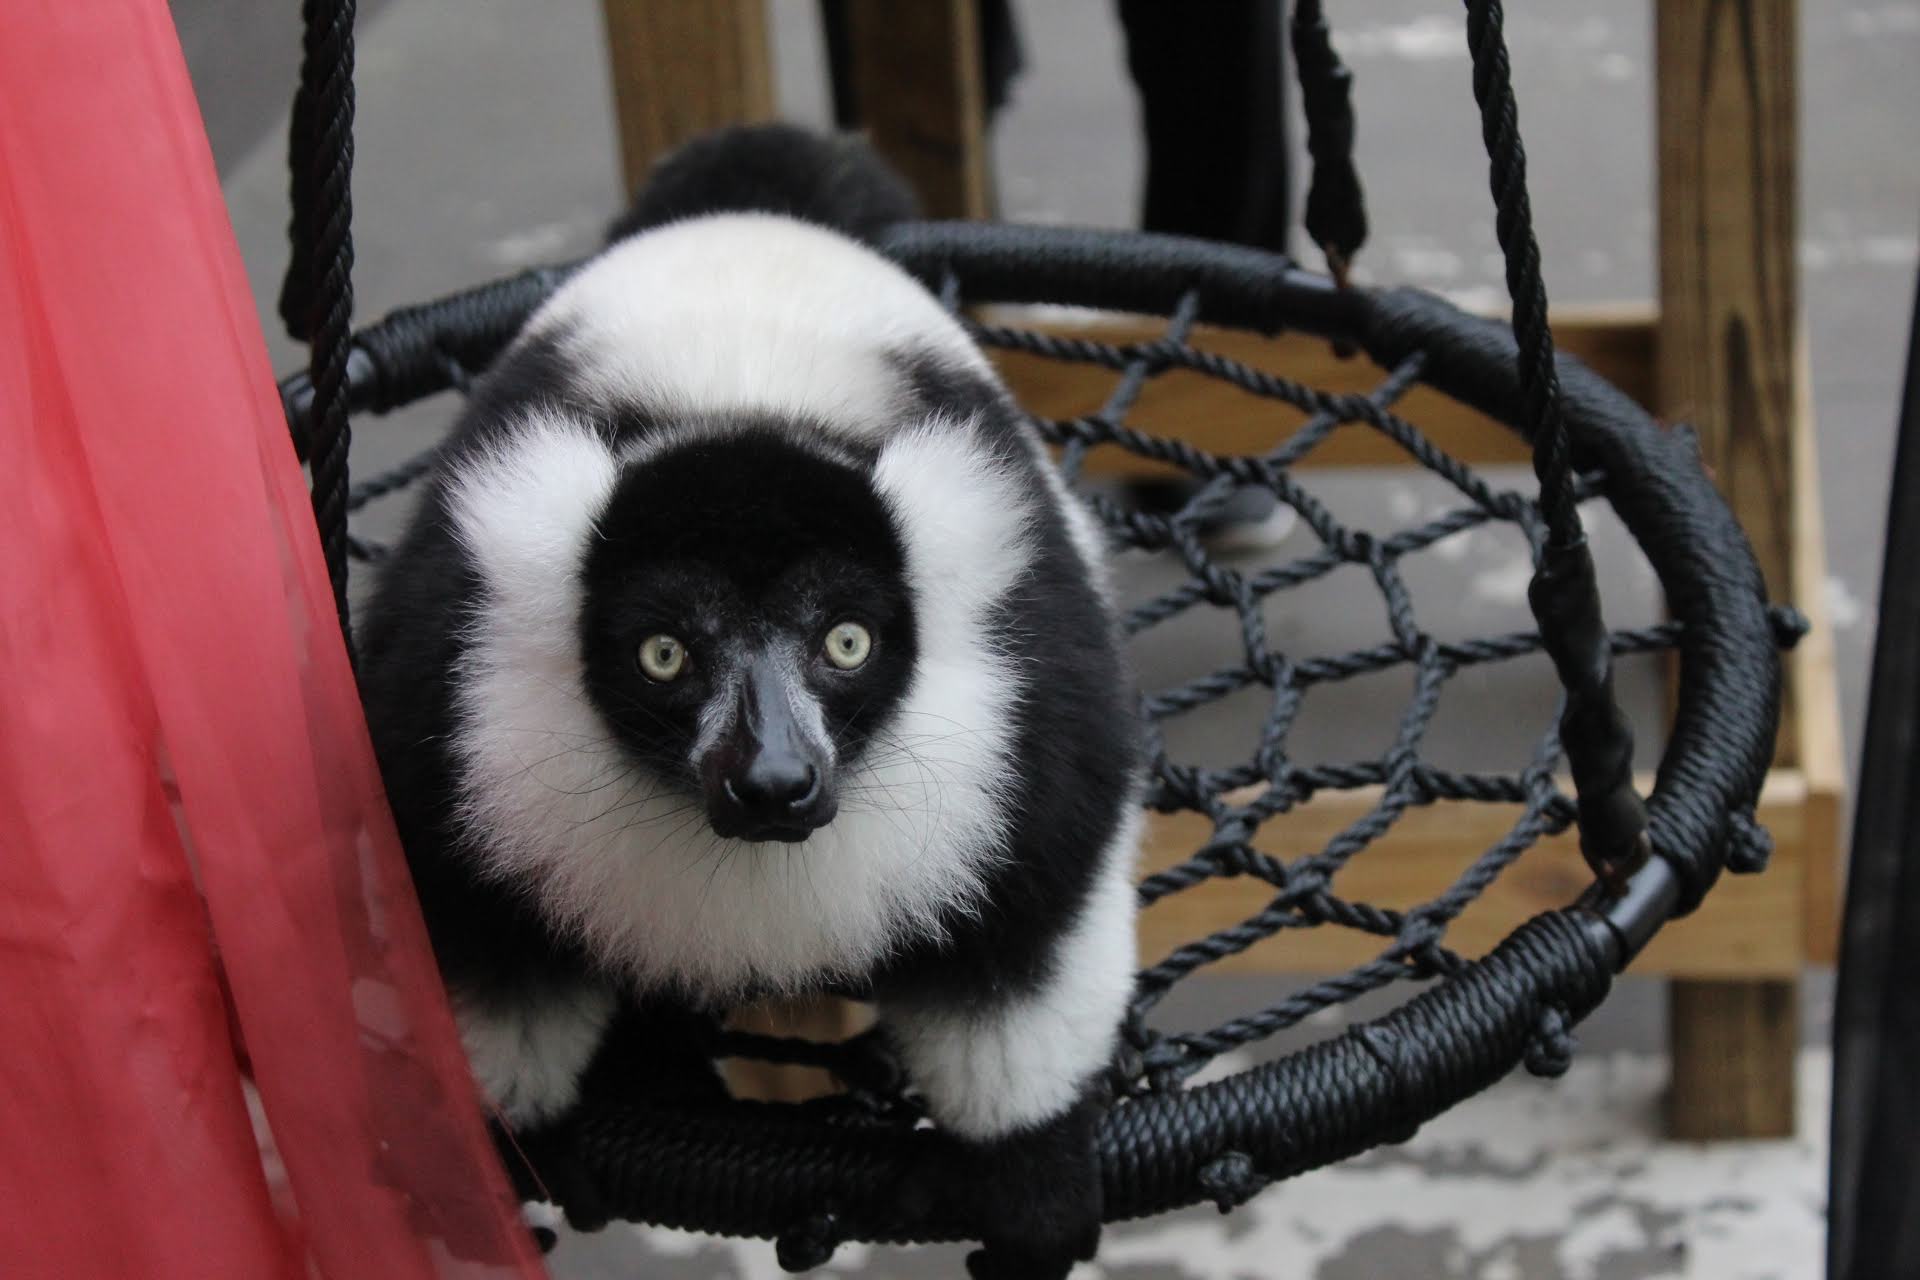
[638,634,687,682]
[824,621,872,670]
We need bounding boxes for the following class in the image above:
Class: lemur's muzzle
[702,651,836,842]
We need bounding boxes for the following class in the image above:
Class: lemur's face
[580,428,917,843]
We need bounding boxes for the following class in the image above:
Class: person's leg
[1115,0,1296,550]
[1116,0,1289,253]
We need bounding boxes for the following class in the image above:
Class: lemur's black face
[580,428,917,843]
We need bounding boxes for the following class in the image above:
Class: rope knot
[1523,1004,1575,1078]
[1196,1151,1268,1214]
[775,1212,841,1273]
[1726,811,1774,874]
[1139,1038,1199,1091]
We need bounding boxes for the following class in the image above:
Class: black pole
[1828,259,1920,1279]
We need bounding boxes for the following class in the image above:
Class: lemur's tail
[607,124,918,248]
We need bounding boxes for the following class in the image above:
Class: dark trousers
[821,0,1290,252]
[1115,0,1290,252]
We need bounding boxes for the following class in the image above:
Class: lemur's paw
[965,1225,1097,1280]
[961,1093,1103,1280]
[965,1181,1099,1280]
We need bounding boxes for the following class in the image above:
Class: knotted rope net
[275,0,1798,1260]
[282,219,1799,1252]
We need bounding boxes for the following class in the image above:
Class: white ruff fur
[455,983,616,1126]
[884,804,1144,1140]
[525,213,993,434]
[446,406,1038,998]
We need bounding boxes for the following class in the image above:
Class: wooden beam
[1655,0,1799,694]
[600,0,775,197]
[1791,330,1849,964]
[1656,0,1802,1141]
[1135,772,1808,981]
[1667,981,1798,1139]
[842,0,989,219]
[984,305,1658,474]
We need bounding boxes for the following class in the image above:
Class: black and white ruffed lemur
[356,125,1144,1278]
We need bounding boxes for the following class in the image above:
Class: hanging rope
[280,0,359,656]
[1460,0,1573,544]
[1459,0,1649,889]
[1290,0,1368,284]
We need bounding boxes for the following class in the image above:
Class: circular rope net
[280,222,1798,1256]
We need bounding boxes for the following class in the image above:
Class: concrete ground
[172,1,1918,1275]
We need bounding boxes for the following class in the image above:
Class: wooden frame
[1133,773,1813,982]
[598,0,1845,1138]
[983,303,1656,475]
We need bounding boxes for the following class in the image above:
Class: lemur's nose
[720,752,831,841]
[704,651,837,842]
[730,754,819,815]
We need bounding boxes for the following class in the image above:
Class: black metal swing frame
[275,0,1796,1262]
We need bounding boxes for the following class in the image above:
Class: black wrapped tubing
[565,911,1616,1247]
[279,221,1793,1251]
[280,262,581,455]
[276,229,1358,449]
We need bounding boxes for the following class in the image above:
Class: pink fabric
[0,4,548,1276]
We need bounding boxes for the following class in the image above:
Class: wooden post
[600,0,776,197]
[841,0,990,219]
[1655,0,1800,1140]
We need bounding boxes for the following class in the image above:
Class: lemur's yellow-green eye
[824,621,872,670]
[638,634,687,682]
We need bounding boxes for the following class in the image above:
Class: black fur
[607,123,918,246]
[579,428,919,799]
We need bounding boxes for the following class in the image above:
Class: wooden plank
[1657,0,1802,1141]
[1135,771,1808,980]
[1667,981,1798,1139]
[842,0,989,219]
[600,0,775,196]
[1791,330,1849,964]
[983,305,1658,475]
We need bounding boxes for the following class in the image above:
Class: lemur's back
[518,212,993,444]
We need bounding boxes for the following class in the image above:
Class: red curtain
[0,5,548,1276]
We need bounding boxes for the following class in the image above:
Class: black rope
[1290,0,1368,282]
[1461,0,1574,545]
[1458,0,1648,889]
[281,0,358,655]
